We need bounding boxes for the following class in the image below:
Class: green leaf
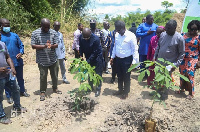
[138,70,146,82]
[146,70,150,77]
[128,63,140,72]
[157,93,161,98]
[175,73,190,82]
[171,85,180,90]
[158,58,165,62]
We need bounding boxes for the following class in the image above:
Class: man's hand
[11,68,16,75]
[46,40,51,48]
[0,66,10,73]
[110,58,113,66]
[152,59,156,62]
[16,53,22,59]
[147,29,155,35]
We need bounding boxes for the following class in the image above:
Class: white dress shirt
[72,29,81,51]
[111,30,139,64]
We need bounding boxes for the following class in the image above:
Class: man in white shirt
[110,20,139,99]
[72,23,83,58]
[53,21,70,84]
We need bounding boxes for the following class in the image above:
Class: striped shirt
[31,28,59,66]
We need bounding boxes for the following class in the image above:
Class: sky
[88,0,187,21]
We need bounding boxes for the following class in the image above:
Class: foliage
[161,1,173,9]
[128,58,189,109]
[0,0,89,36]
[68,58,103,111]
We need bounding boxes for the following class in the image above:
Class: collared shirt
[154,31,185,67]
[136,23,158,55]
[0,41,9,79]
[111,30,139,64]
[31,28,58,66]
[1,32,24,67]
[109,30,115,57]
[102,29,111,47]
[72,29,81,51]
[79,33,103,66]
[55,31,65,59]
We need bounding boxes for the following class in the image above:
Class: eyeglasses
[190,28,198,31]
[83,36,90,40]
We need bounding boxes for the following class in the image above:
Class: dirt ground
[0,36,200,132]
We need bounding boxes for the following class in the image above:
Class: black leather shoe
[7,98,13,104]
[113,90,122,95]
[105,70,110,74]
[20,92,30,97]
[120,94,128,99]
[95,91,101,97]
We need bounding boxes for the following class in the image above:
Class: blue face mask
[3,27,10,33]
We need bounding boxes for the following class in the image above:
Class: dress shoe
[7,98,13,104]
[113,90,122,95]
[95,90,101,97]
[120,94,128,99]
[20,92,30,97]
[63,80,70,84]
[105,70,110,74]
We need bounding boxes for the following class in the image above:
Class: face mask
[3,27,10,33]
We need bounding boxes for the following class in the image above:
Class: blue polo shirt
[79,33,103,66]
[1,32,24,66]
[136,23,158,55]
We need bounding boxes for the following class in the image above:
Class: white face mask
[3,27,10,33]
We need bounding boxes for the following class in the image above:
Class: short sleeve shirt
[31,28,59,66]
[0,41,9,79]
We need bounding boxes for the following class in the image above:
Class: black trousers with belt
[116,55,133,94]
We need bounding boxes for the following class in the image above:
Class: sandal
[0,116,12,124]
[186,95,194,100]
[13,107,27,113]
[175,90,185,94]
[40,95,45,101]
[53,89,62,94]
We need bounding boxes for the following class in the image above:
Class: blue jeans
[5,65,25,98]
[0,77,21,118]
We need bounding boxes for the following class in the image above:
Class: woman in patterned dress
[179,20,200,99]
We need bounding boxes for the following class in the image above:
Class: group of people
[0,14,200,124]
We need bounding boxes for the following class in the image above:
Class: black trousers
[74,49,80,58]
[116,56,133,94]
[112,58,117,80]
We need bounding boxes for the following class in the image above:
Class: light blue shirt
[111,30,139,64]
[55,31,66,59]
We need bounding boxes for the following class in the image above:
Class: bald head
[82,28,91,40]
[53,21,60,32]
[41,18,50,33]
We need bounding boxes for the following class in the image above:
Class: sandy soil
[1,20,200,131]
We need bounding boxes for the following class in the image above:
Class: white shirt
[55,31,66,59]
[111,30,139,64]
[72,29,81,50]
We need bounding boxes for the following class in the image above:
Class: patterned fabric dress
[179,34,200,95]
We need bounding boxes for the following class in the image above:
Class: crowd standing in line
[0,14,200,124]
